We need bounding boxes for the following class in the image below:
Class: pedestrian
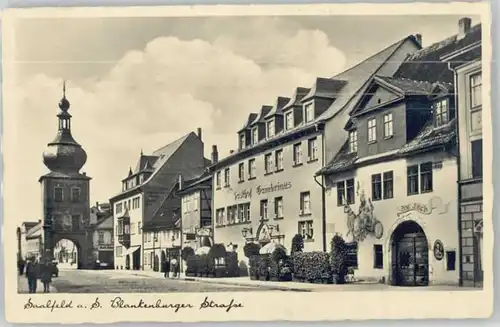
[171,257,178,278]
[163,258,170,278]
[39,259,52,293]
[18,257,25,276]
[25,256,39,294]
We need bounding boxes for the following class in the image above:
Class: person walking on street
[18,258,26,276]
[40,259,52,293]
[25,256,39,293]
[171,257,178,278]
[163,258,170,278]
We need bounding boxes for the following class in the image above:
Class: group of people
[162,257,178,278]
[18,256,53,293]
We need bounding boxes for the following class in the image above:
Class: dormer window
[304,102,314,122]
[285,111,294,130]
[239,133,245,150]
[348,130,358,153]
[251,127,258,145]
[267,120,275,138]
[434,98,449,127]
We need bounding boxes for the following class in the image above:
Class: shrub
[258,254,271,281]
[249,255,260,279]
[243,243,261,258]
[291,234,304,255]
[271,246,287,264]
[293,251,331,282]
[209,244,227,258]
[197,254,210,275]
[269,260,279,280]
[330,234,348,283]
[181,247,195,261]
[226,252,240,277]
[185,254,198,275]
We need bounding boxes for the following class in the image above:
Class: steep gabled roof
[143,182,181,231]
[301,77,347,102]
[237,113,259,133]
[134,155,158,174]
[264,96,291,118]
[250,105,273,126]
[282,87,310,111]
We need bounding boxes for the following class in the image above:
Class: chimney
[82,172,86,176]
[178,175,184,190]
[415,34,422,46]
[230,150,234,154]
[458,17,472,39]
[96,201,99,208]
[197,128,202,140]
[211,145,219,164]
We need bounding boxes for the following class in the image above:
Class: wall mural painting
[344,185,383,242]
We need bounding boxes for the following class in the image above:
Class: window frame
[275,149,284,171]
[285,111,294,130]
[248,159,256,179]
[373,244,383,269]
[383,113,393,138]
[434,98,449,127]
[471,139,483,179]
[348,130,358,153]
[407,165,419,196]
[224,168,230,187]
[293,142,303,165]
[382,171,394,199]
[238,162,245,182]
[304,102,314,123]
[298,220,314,240]
[420,162,433,193]
[267,119,275,138]
[307,137,318,161]
[470,72,482,109]
[368,118,377,143]
[371,173,382,201]
[54,187,64,202]
[300,191,311,215]
[260,199,268,221]
[274,197,284,219]
[264,153,273,174]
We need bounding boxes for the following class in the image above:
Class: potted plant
[330,234,348,284]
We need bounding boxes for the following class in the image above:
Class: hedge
[249,255,260,280]
[292,251,332,283]
[185,250,240,278]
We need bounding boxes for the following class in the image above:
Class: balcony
[117,215,130,248]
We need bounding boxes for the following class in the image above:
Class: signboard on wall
[233,181,292,201]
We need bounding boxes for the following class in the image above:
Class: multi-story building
[179,167,213,253]
[211,34,422,269]
[317,18,481,287]
[24,221,44,259]
[441,18,483,287]
[17,221,39,260]
[110,129,208,271]
[91,214,114,267]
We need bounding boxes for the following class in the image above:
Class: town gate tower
[39,83,93,268]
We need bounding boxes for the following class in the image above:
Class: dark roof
[316,141,357,175]
[250,105,273,126]
[237,113,259,133]
[142,182,181,231]
[282,87,310,110]
[39,171,91,181]
[399,118,456,155]
[179,171,212,194]
[394,24,481,84]
[22,221,39,231]
[264,96,291,118]
[134,155,158,174]
[301,77,347,102]
[376,76,434,96]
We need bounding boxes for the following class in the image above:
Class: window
[248,159,256,179]
[54,187,63,202]
[338,179,355,206]
[300,192,311,215]
[348,130,358,153]
[445,251,457,271]
[407,165,419,195]
[383,113,393,137]
[224,168,230,187]
[71,215,80,231]
[71,187,81,202]
[470,72,482,108]
[307,137,318,161]
[227,205,237,224]
[373,245,383,269]
[98,231,105,244]
[274,197,283,219]
[239,133,245,150]
[434,99,449,127]
[216,208,225,226]
[293,143,302,165]
[471,139,483,178]
[371,174,382,201]
[383,171,394,199]
[238,163,245,182]
[299,220,313,240]
[304,103,314,122]
[420,162,433,193]
[264,153,273,174]
[116,246,123,257]
[345,242,358,269]
[216,171,221,188]
[116,203,123,214]
[132,197,140,209]
[252,127,258,145]
[260,200,268,220]
[285,111,294,130]
[275,150,284,171]
[368,118,377,142]
[237,203,250,223]
[124,223,130,235]
[267,120,275,138]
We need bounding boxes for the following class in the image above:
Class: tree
[330,233,348,284]
[291,234,304,255]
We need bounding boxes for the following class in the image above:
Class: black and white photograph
[2,2,493,323]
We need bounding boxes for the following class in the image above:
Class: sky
[5,14,480,223]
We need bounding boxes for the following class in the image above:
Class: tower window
[54,187,64,202]
[71,187,81,202]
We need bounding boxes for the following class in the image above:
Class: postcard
[2,2,493,323]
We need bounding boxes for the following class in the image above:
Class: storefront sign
[234,188,252,201]
[256,181,292,195]
[433,240,444,261]
[397,197,449,217]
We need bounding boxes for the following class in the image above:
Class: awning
[259,242,286,255]
[124,245,141,256]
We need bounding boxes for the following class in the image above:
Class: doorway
[132,248,141,270]
[125,255,131,270]
[391,221,429,286]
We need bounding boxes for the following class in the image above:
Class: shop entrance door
[392,221,429,286]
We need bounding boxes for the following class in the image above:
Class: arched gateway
[38,83,94,268]
[390,220,429,286]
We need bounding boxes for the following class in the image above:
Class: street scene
[11,13,485,294]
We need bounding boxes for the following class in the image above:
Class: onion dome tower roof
[42,82,88,174]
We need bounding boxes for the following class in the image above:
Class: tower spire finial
[63,80,66,98]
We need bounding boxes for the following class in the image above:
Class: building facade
[39,84,93,268]
[318,18,480,286]
[179,171,213,253]
[18,221,39,260]
[91,215,114,266]
[211,35,422,269]
[24,221,44,259]
[442,18,483,287]
[110,129,208,271]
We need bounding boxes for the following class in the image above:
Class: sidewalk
[17,275,57,294]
